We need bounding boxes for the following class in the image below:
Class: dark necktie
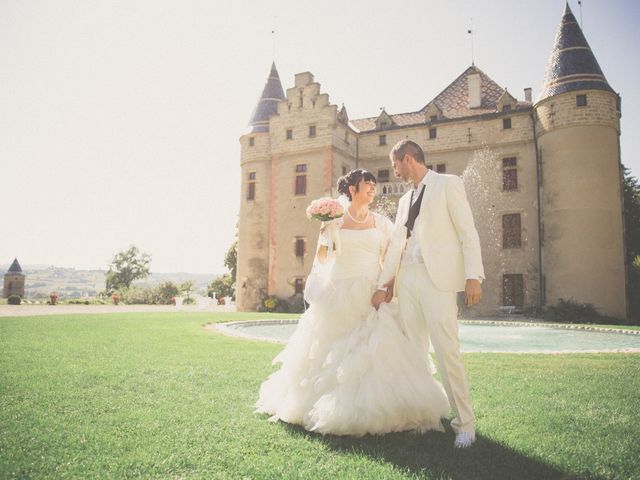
[405,185,425,238]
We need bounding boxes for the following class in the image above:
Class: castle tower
[534,3,626,317]
[236,62,286,311]
[3,258,26,299]
[236,65,357,311]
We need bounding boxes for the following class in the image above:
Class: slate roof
[538,3,613,101]
[7,258,24,275]
[248,62,286,133]
[350,65,531,133]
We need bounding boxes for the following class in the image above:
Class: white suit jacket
[378,170,484,292]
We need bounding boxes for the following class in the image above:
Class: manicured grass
[1,313,639,479]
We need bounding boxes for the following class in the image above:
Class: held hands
[371,279,395,310]
[464,278,482,306]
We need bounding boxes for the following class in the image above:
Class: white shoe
[454,431,476,448]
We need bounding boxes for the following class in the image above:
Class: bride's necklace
[347,206,370,224]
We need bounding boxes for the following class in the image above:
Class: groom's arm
[372,198,408,308]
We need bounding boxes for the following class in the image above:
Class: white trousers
[396,263,475,433]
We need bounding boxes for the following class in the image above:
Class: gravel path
[0,304,235,317]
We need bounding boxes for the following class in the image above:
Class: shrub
[121,286,153,305]
[259,295,279,313]
[7,295,21,305]
[151,281,180,305]
[541,298,600,323]
[257,294,305,314]
[286,294,306,314]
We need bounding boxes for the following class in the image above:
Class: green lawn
[1,313,639,479]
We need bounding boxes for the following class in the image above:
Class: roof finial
[271,29,276,60]
[577,0,583,29]
[467,18,475,66]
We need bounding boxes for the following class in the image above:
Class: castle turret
[236,62,286,311]
[3,258,26,299]
[534,3,626,317]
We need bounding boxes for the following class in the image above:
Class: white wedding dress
[255,217,450,436]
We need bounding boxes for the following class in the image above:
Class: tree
[152,281,179,305]
[623,166,640,260]
[208,274,234,300]
[105,245,151,293]
[224,240,237,281]
[623,165,640,320]
[179,280,195,301]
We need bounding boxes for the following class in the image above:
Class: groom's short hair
[390,139,425,165]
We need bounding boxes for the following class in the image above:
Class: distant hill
[0,265,223,299]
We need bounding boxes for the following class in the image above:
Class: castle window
[247,171,256,200]
[502,213,522,248]
[295,164,307,195]
[286,129,293,140]
[379,135,387,146]
[249,137,255,147]
[503,157,518,191]
[429,128,437,139]
[294,277,305,295]
[576,94,587,107]
[309,125,316,137]
[378,169,390,183]
[295,238,305,258]
[503,274,524,306]
[436,164,446,173]
[344,131,349,144]
[503,118,512,129]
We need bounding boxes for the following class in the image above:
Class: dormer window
[502,105,512,112]
[375,109,394,130]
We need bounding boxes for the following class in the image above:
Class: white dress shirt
[402,171,430,265]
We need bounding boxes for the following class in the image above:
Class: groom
[372,139,484,448]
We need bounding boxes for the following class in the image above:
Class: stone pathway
[0,304,235,317]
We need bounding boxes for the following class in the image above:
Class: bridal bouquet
[306,197,344,222]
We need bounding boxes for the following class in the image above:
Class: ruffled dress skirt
[255,228,449,436]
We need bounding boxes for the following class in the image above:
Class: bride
[255,169,449,436]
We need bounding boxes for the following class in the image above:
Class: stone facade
[235,5,627,318]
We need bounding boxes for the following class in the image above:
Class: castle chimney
[524,87,532,103]
[467,72,481,108]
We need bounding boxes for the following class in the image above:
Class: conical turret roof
[538,3,614,102]
[248,62,285,133]
[7,258,24,275]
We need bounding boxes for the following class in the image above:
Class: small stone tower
[534,3,626,317]
[3,258,26,299]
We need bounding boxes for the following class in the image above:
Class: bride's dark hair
[337,169,377,201]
